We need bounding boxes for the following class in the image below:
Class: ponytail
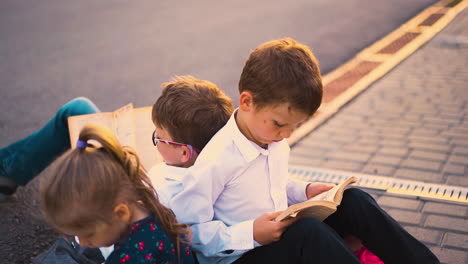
[41,124,191,256]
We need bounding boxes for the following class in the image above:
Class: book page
[68,112,113,148]
[309,184,341,202]
[112,103,136,148]
[308,176,358,203]
[133,107,160,170]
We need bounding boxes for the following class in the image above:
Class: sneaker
[354,246,383,264]
[0,165,17,202]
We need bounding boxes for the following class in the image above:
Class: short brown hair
[152,76,234,151]
[239,38,323,115]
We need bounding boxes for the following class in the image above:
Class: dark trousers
[235,188,440,264]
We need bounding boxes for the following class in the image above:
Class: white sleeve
[169,160,255,257]
[286,177,309,205]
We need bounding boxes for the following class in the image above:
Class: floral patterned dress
[106,215,195,264]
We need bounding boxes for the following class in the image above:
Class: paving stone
[423,116,459,126]
[378,138,407,147]
[355,137,380,145]
[376,126,411,136]
[409,141,451,152]
[409,150,448,162]
[289,155,322,167]
[443,163,465,175]
[343,144,378,153]
[447,154,468,165]
[291,145,327,158]
[422,123,449,131]
[394,168,443,182]
[425,215,468,233]
[377,196,422,210]
[404,226,442,245]
[297,139,342,150]
[386,209,423,225]
[320,159,363,171]
[442,232,468,250]
[377,147,409,156]
[408,135,449,145]
[453,147,468,155]
[439,113,462,121]
[450,138,468,147]
[442,131,468,140]
[446,176,468,187]
[430,247,468,264]
[362,163,395,176]
[368,155,402,166]
[327,151,372,163]
[326,133,359,144]
[410,128,440,137]
[422,202,468,217]
[401,158,442,172]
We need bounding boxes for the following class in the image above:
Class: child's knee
[289,218,331,237]
[342,188,378,210]
[344,188,374,201]
[60,97,99,117]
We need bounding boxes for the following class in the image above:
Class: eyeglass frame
[152,130,201,154]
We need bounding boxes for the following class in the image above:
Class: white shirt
[148,162,186,207]
[170,111,309,264]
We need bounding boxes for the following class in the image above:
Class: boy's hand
[306,182,335,199]
[253,211,295,245]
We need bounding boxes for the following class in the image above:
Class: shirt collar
[226,109,273,162]
[149,162,186,181]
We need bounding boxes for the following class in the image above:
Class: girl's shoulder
[106,216,195,264]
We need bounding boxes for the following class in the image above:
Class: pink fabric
[354,246,384,264]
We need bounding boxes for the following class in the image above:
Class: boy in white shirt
[169,38,439,264]
[149,75,234,205]
[98,75,233,260]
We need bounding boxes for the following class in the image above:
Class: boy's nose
[280,129,292,138]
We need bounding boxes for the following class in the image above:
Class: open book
[275,176,358,221]
[68,103,160,170]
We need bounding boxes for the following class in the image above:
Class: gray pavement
[290,8,468,264]
[0,0,438,147]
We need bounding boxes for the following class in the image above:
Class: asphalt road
[0,0,438,146]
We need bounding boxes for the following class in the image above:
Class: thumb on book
[306,182,335,199]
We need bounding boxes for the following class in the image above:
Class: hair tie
[76,139,87,149]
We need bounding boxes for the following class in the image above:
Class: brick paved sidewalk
[290,9,468,264]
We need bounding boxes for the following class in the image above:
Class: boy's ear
[239,91,254,112]
[180,145,192,163]
[113,203,132,223]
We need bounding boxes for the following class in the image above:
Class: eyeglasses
[152,131,201,153]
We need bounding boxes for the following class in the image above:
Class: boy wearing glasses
[148,75,234,205]
[168,38,439,264]
[98,75,233,260]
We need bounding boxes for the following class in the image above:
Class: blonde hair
[40,124,191,250]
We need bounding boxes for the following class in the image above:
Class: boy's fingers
[266,211,283,220]
[278,217,296,229]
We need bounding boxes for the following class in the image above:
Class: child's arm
[286,178,311,205]
[170,161,256,258]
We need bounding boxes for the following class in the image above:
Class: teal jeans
[0,97,100,185]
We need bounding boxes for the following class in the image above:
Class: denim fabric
[0,97,100,185]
